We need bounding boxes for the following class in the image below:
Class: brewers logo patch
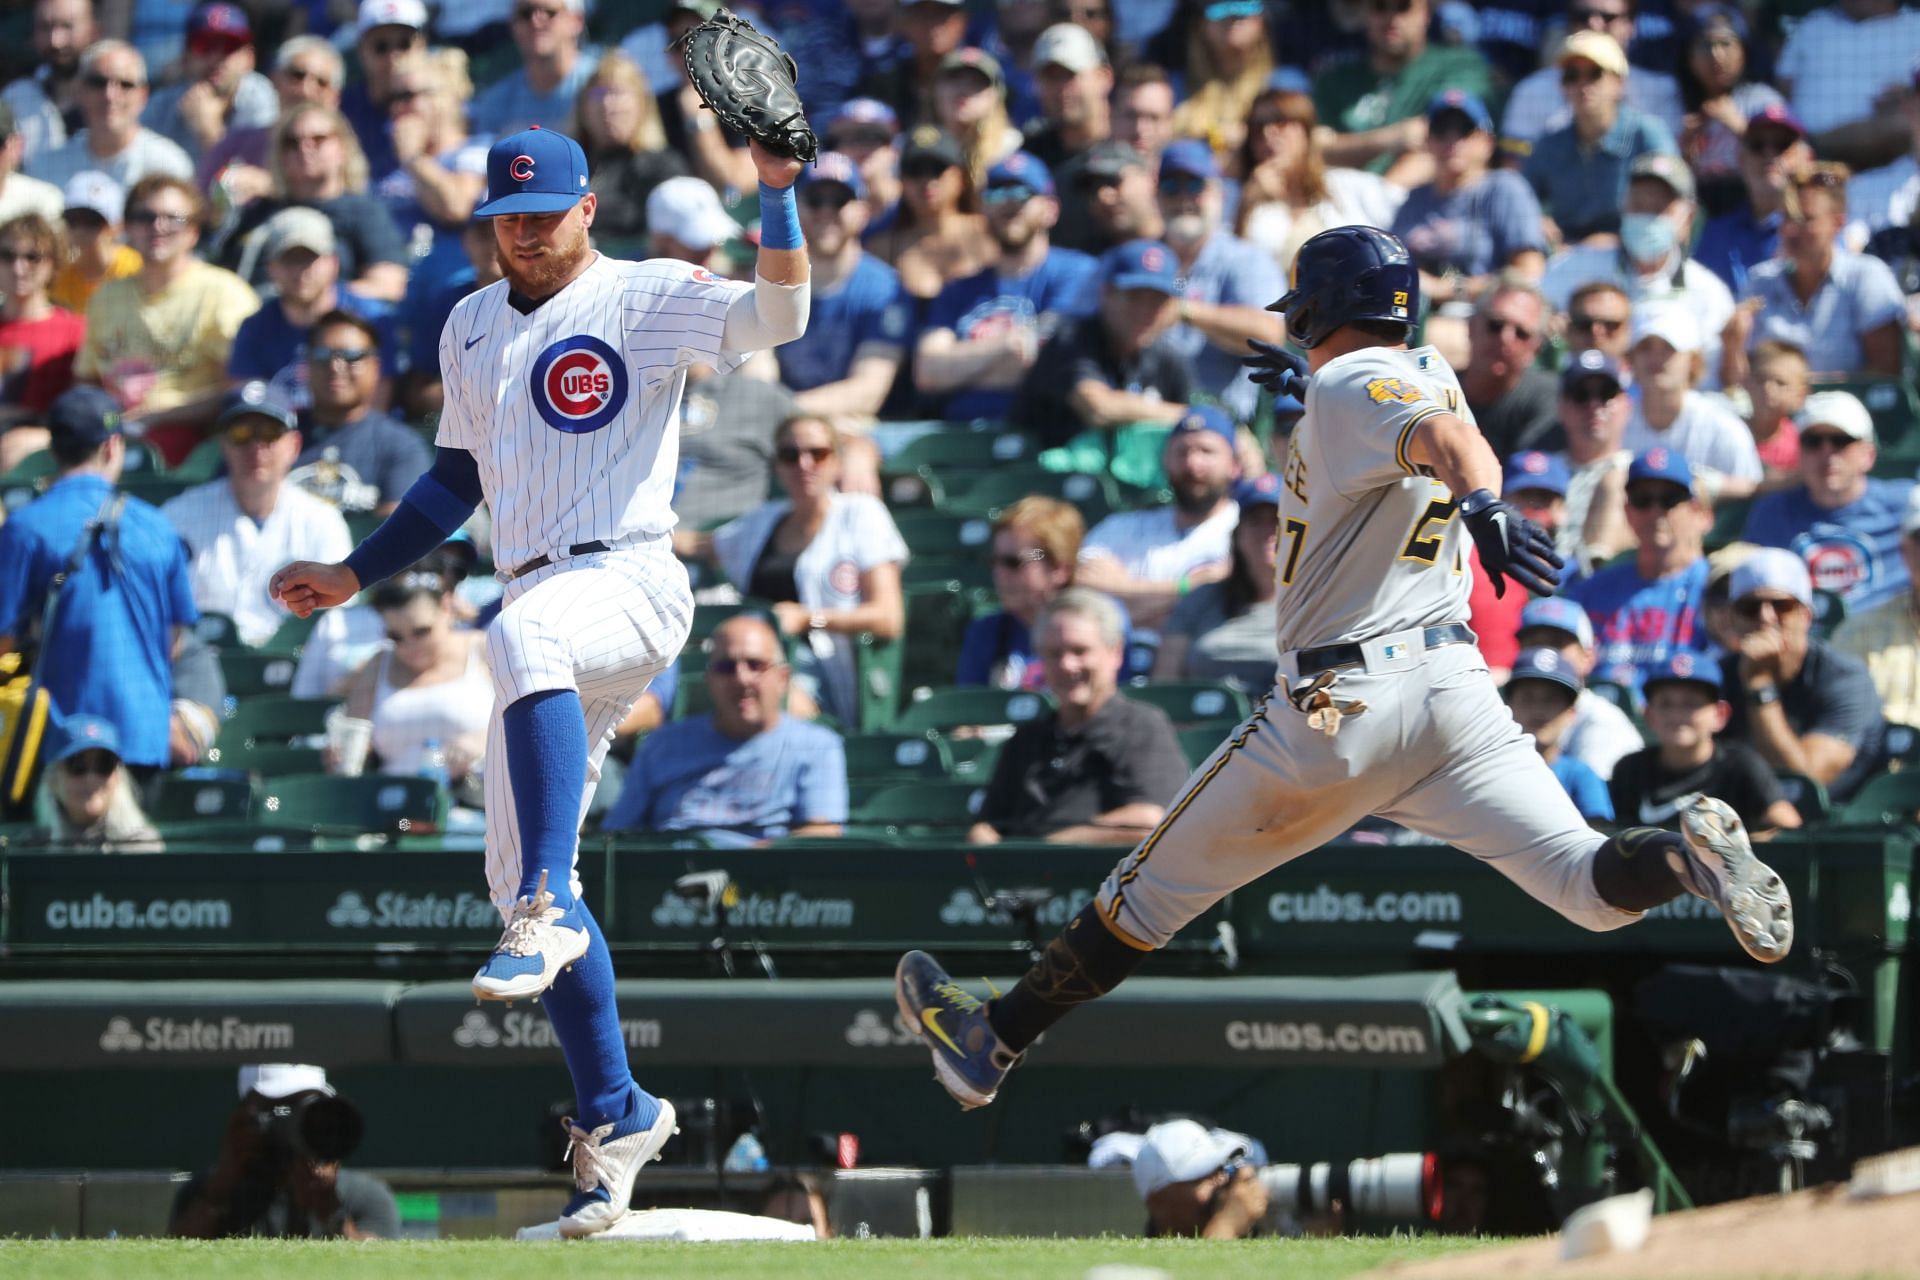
[530,335,628,434]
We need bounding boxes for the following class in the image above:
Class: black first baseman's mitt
[677,7,818,163]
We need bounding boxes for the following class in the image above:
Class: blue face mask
[1620,212,1676,262]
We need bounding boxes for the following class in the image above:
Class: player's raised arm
[717,142,813,352]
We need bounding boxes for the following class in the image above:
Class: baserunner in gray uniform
[894,227,1795,1113]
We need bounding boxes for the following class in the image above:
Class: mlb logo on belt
[530,335,629,434]
[1383,642,1406,660]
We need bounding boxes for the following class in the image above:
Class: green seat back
[149,776,255,824]
[219,650,300,698]
[1123,682,1251,727]
[849,781,985,829]
[1833,769,1920,826]
[258,772,447,835]
[892,685,1053,735]
[843,732,954,781]
[214,696,340,753]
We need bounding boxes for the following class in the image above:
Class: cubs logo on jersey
[530,335,629,434]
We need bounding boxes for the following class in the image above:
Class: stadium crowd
[7,0,1920,850]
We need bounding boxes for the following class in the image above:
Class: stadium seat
[115,475,193,506]
[255,612,321,656]
[1832,770,1920,826]
[148,776,255,825]
[151,821,330,851]
[891,686,1053,736]
[1811,588,1846,637]
[193,612,243,650]
[852,632,905,731]
[1178,724,1225,769]
[214,696,340,754]
[902,580,988,696]
[1124,681,1252,727]
[902,557,994,592]
[219,650,299,698]
[848,781,985,831]
[345,511,384,545]
[843,732,955,782]
[1586,680,1637,712]
[0,451,56,484]
[1774,771,1831,825]
[171,437,224,483]
[934,467,1115,523]
[231,744,326,776]
[688,599,777,645]
[892,510,995,561]
[258,773,448,836]
[883,427,1039,477]
[944,734,1002,779]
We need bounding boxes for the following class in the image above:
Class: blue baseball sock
[503,688,586,911]
[541,902,662,1133]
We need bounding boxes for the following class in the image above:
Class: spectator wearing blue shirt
[1566,447,1715,693]
[1694,103,1812,294]
[338,0,428,180]
[1524,31,1678,243]
[227,208,399,404]
[775,152,910,419]
[1153,139,1283,422]
[1392,91,1548,304]
[291,311,431,516]
[467,0,603,137]
[400,219,503,420]
[603,615,847,846]
[916,150,1098,421]
[958,494,1084,689]
[1742,390,1915,613]
[1504,647,1614,824]
[0,387,198,782]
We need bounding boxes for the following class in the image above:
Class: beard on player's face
[497,211,593,295]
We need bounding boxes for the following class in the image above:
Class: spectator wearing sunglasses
[1499,0,1683,160]
[1522,31,1676,246]
[866,126,993,301]
[0,212,85,452]
[26,715,161,852]
[1721,546,1888,803]
[195,36,345,202]
[1565,447,1716,695]
[1458,276,1558,458]
[1832,488,1920,728]
[1696,103,1813,295]
[773,154,909,422]
[959,495,1087,689]
[142,2,277,165]
[339,0,427,180]
[1741,390,1914,613]
[289,311,428,516]
[603,614,847,845]
[27,41,193,192]
[227,209,399,405]
[1564,280,1633,363]
[162,382,350,647]
[470,0,604,138]
[1554,348,1637,573]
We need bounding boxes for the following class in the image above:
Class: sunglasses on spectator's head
[776,444,833,464]
[62,750,119,778]
[708,656,777,677]
[225,422,288,447]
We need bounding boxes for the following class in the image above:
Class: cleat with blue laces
[894,949,1022,1109]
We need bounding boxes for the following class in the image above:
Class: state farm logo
[328,892,372,927]
[844,1009,917,1048]
[98,1015,294,1053]
[453,1010,501,1049]
[451,1007,660,1051]
[650,888,854,929]
[100,1017,143,1052]
[938,886,1096,929]
[326,890,497,931]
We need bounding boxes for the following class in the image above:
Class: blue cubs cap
[1231,472,1281,508]
[1561,347,1624,394]
[986,151,1054,198]
[46,385,126,449]
[476,126,590,217]
[51,713,122,764]
[216,380,299,434]
[1505,450,1569,498]
[1171,403,1236,449]
[1426,89,1492,134]
[1102,239,1180,294]
[1643,650,1724,697]
[1519,597,1595,650]
[825,97,898,136]
[1507,646,1582,696]
[1627,446,1695,495]
[1159,138,1220,181]
[798,150,868,201]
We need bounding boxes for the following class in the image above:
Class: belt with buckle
[1295,622,1475,680]
[508,541,610,581]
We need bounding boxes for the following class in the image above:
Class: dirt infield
[1360,1181,1920,1280]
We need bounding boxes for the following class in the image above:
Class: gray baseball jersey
[1273,344,1474,653]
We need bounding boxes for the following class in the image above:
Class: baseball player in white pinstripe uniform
[270,126,810,1235]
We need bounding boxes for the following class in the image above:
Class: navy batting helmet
[1272,226,1419,349]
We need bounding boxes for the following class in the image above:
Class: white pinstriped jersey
[435,253,752,571]
[1273,345,1476,653]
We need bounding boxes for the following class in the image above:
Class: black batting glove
[1245,339,1308,401]
[1458,488,1563,599]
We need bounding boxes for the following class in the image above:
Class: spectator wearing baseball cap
[865,125,993,301]
[1496,2,1685,160]
[1152,138,1283,423]
[823,98,902,217]
[917,149,1099,423]
[0,100,66,226]
[1732,162,1907,386]
[341,0,428,178]
[1521,31,1677,245]
[1022,23,1112,174]
[0,385,198,786]
[1155,470,1280,689]
[1076,404,1241,630]
[24,714,162,852]
[470,0,604,139]
[1722,546,1889,802]
[1740,390,1915,613]
[1013,239,1192,452]
[1622,300,1762,499]
[932,48,1022,180]
[142,2,278,165]
[1553,349,1636,574]
[1504,647,1614,824]
[1608,650,1802,836]
[645,175,738,267]
[1059,138,1162,257]
[774,153,910,420]
[1131,1118,1278,1239]
[1566,447,1717,695]
[1695,102,1812,295]
[1516,596,1646,780]
[48,171,137,320]
[1833,488,1920,729]
[1390,92,1547,306]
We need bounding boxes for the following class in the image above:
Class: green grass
[1,1236,1489,1279]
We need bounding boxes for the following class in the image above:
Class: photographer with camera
[169,1064,399,1240]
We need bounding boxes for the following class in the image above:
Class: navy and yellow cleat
[1676,797,1794,964]
[894,949,1023,1110]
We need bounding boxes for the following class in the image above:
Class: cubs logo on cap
[477,126,591,217]
[531,336,628,434]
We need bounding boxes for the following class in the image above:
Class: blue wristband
[759,181,803,251]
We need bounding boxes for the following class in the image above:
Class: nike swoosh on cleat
[465,333,487,349]
[920,1008,963,1056]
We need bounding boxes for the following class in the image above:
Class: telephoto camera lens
[268,1095,365,1163]
[1257,1153,1441,1225]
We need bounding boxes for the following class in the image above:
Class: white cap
[1799,389,1874,445]
[261,205,336,258]
[1729,546,1813,608]
[357,0,427,37]
[62,170,124,223]
[1629,300,1701,354]
[1032,22,1106,73]
[1131,1120,1249,1199]
[1086,1130,1146,1170]
[237,1063,335,1100]
[647,176,738,250]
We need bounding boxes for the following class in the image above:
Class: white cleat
[556,1098,680,1238]
[1676,798,1794,964]
[471,870,590,1002]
